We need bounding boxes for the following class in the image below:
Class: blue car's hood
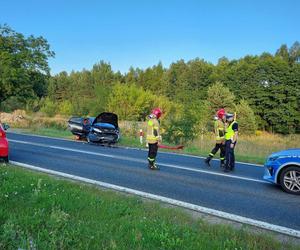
[270,148,300,158]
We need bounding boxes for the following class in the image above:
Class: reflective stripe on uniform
[148,157,155,162]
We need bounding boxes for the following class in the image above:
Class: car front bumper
[263,161,280,184]
[88,132,119,143]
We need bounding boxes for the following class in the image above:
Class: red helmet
[152,108,162,119]
[217,109,225,119]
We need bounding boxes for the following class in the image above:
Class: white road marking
[9,139,268,184]
[9,160,300,238]
[7,131,264,167]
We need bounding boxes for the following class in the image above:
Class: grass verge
[1,164,298,250]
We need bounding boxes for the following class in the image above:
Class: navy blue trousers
[225,140,235,170]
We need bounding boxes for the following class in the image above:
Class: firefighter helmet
[217,109,225,119]
[152,108,162,119]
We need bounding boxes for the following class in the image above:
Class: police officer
[205,109,226,168]
[224,113,238,172]
[146,108,162,170]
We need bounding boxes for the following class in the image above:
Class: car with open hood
[87,112,120,144]
[68,112,120,144]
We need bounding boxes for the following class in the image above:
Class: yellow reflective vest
[225,121,237,140]
[146,117,160,144]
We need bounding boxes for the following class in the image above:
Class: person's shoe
[153,164,160,170]
[204,157,211,167]
[223,168,230,173]
[148,164,155,170]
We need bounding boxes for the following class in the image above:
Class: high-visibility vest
[215,119,225,142]
[146,117,160,144]
[225,121,237,140]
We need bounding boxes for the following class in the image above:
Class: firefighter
[205,109,226,167]
[224,113,238,172]
[146,108,162,170]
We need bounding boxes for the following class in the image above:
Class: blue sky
[1,0,299,74]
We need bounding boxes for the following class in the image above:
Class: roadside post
[139,129,144,145]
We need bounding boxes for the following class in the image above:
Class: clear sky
[1,0,299,74]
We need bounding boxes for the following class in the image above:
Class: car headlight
[93,128,102,133]
[268,156,279,162]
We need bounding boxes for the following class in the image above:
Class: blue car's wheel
[279,166,300,195]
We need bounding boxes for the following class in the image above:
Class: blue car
[263,148,300,195]
[68,112,120,144]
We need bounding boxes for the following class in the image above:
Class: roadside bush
[0,96,26,113]
[59,100,74,116]
[40,98,58,117]
[107,83,156,121]
[25,98,42,113]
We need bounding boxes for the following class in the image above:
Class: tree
[235,100,257,135]
[206,81,236,114]
[275,44,289,62]
[107,83,155,120]
[0,24,54,108]
[91,61,116,85]
[289,41,300,64]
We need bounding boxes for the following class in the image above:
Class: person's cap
[226,113,234,119]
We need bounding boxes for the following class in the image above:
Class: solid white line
[9,139,268,184]
[8,131,264,167]
[159,163,268,183]
[9,160,300,239]
[8,131,77,143]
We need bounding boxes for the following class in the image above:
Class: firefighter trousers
[209,143,225,163]
[148,142,158,166]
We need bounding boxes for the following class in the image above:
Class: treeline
[1,25,300,142]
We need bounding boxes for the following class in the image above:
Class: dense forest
[1,25,300,142]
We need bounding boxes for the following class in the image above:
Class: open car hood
[93,112,118,129]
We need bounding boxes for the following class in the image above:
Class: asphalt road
[7,132,300,232]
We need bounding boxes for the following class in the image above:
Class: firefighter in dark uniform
[205,109,226,168]
[224,113,238,172]
[146,108,162,170]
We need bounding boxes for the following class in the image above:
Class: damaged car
[68,112,120,144]
[88,112,120,144]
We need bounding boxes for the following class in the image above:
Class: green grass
[0,164,298,250]
[22,127,73,139]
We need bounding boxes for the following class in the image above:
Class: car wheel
[1,156,9,163]
[279,166,300,195]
